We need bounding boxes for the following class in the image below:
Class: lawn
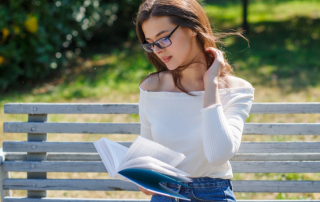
[1,0,320,200]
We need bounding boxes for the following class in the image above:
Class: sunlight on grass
[1,0,320,200]
[204,0,320,29]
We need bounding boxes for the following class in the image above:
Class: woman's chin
[166,64,178,71]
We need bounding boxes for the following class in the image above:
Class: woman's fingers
[217,49,223,58]
[205,47,218,59]
[206,47,224,62]
[139,186,155,196]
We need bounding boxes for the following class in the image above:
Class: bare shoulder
[224,75,253,88]
[140,71,169,92]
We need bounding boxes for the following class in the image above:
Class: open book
[93,136,192,201]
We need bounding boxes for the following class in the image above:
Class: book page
[118,156,189,176]
[101,137,128,169]
[93,137,128,177]
[94,140,115,177]
[119,136,185,167]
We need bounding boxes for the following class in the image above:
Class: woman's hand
[203,47,225,83]
[138,186,156,196]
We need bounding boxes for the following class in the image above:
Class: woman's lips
[163,56,172,63]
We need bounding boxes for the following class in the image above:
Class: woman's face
[142,16,196,71]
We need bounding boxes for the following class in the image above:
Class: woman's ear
[188,28,197,37]
[192,29,197,36]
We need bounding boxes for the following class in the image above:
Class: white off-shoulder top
[138,85,255,179]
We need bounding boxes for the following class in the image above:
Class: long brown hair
[135,0,249,96]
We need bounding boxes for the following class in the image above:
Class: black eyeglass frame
[141,25,180,53]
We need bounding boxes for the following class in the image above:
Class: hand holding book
[94,136,192,201]
[139,185,156,196]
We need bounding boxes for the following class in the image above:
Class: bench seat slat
[4,141,320,153]
[3,179,320,193]
[4,103,320,114]
[4,122,320,135]
[5,153,320,162]
[4,199,320,202]
[3,161,320,173]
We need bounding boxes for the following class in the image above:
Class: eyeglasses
[141,25,180,53]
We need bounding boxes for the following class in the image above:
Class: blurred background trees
[0,0,152,91]
[0,0,319,95]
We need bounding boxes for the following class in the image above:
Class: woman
[135,0,255,201]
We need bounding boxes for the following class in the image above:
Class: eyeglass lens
[144,37,171,52]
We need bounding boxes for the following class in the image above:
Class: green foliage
[0,0,142,92]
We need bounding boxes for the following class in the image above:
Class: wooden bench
[1,103,320,202]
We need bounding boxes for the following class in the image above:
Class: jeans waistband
[164,177,231,188]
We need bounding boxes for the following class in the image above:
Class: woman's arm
[139,106,153,140]
[138,86,153,140]
[201,76,254,166]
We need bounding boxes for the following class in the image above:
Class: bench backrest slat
[3,179,320,193]
[4,141,320,153]
[4,122,320,135]
[5,153,320,162]
[4,104,139,114]
[3,122,140,134]
[4,103,320,114]
[3,161,320,173]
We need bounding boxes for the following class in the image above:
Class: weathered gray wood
[3,161,320,173]
[4,103,320,114]
[3,179,320,193]
[4,122,320,135]
[232,180,320,192]
[4,141,320,153]
[5,153,320,162]
[4,198,151,202]
[3,142,127,153]
[230,161,320,173]
[231,153,320,161]
[0,148,12,202]
[237,142,320,153]
[3,123,140,134]
[5,153,101,161]
[3,179,138,191]
[3,102,320,201]
[4,103,139,114]
[4,198,320,202]
[2,162,107,172]
[27,114,47,198]
[250,102,320,114]
[244,123,320,135]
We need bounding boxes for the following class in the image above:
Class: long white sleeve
[200,92,254,166]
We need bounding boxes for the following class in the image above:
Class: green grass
[1,0,320,200]
[205,0,320,27]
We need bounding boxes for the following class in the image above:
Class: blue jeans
[150,177,236,202]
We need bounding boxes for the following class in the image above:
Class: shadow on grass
[224,16,320,93]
